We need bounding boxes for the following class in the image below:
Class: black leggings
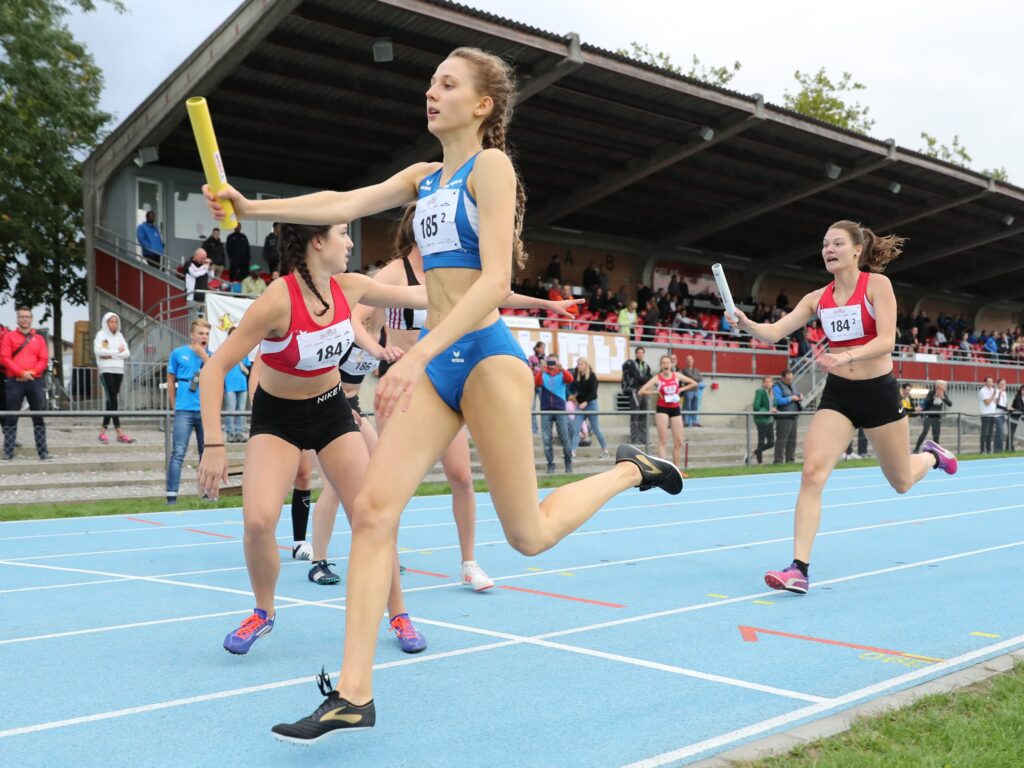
[101,372,123,428]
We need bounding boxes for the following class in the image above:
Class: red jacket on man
[0,327,49,378]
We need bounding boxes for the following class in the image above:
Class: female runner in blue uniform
[203,47,682,743]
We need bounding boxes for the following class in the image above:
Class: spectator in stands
[582,261,600,297]
[597,264,610,293]
[900,325,920,353]
[536,355,574,474]
[959,330,972,352]
[568,357,609,458]
[269,269,280,283]
[775,288,789,311]
[226,223,251,282]
[221,326,251,443]
[165,318,210,504]
[136,210,164,268]
[262,222,281,275]
[995,378,1009,451]
[978,376,998,453]
[618,300,638,337]
[527,341,546,433]
[614,283,629,308]
[241,264,267,297]
[202,227,226,278]
[983,333,998,357]
[621,345,652,445]
[603,287,621,315]
[641,297,660,341]
[1,307,50,460]
[637,282,652,312]
[681,354,703,427]
[673,306,698,329]
[772,369,802,464]
[934,326,947,347]
[93,311,134,446]
[544,253,562,283]
[806,318,825,344]
[0,322,7,416]
[185,247,211,303]
[752,375,775,464]
[1009,385,1024,451]
[547,278,563,302]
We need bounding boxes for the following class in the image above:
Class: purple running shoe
[920,440,958,475]
[389,613,426,654]
[764,564,809,595]
[224,608,274,654]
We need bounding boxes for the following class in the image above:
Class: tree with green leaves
[783,68,875,134]
[615,42,741,87]
[0,0,120,379]
[919,132,1009,181]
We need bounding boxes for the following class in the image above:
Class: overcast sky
[9,0,1021,335]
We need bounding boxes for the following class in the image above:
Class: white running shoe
[461,561,494,591]
[292,541,313,561]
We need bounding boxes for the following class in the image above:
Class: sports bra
[816,271,877,348]
[260,273,354,377]
[386,257,429,331]
[656,373,682,409]
[413,153,481,271]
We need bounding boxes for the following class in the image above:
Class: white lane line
[0,578,130,594]
[0,638,519,740]
[3,466,1020,543]
[537,539,1024,642]
[620,632,1024,768]
[4,480,1020,564]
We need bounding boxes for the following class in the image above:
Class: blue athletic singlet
[414,154,481,270]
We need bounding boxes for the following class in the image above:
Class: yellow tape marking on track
[707,593,730,599]
[752,600,774,605]
[971,631,1000,638]
[558,572,575,577]
[525,567,542,572]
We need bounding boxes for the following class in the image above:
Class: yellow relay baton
[185,96,238,229]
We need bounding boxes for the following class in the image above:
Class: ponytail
[830,220,906,273]
[280,223,332,316]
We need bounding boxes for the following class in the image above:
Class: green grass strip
[0,451,1017,522]
[737,662,1024,768]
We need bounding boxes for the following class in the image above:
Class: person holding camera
[772,368,802,464]
[535,354,574,473]
[166,318,210,504]
[185,247,211,303]
[621,345,652,444]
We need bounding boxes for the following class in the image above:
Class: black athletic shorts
[656,404,682,418]
[817,372,906,429]
[346,394,363,416]
[249,383,359,452]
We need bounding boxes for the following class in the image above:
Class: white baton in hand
[712,263,737,320]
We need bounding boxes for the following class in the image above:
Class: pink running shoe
[764,564,809,594]
[920,440,957,475]
[98,431,109,444]
[116,433,136,444]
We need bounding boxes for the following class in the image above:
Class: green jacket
[753,387,772,425]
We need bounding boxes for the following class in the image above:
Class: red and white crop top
[656,373,682,409]
[816,270,877,348]
[260,273,355,377]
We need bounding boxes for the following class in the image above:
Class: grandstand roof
[86,0,1024,307]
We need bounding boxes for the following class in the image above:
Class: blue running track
[2,457,1022,767]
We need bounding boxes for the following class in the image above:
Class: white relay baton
[711,263,737,320]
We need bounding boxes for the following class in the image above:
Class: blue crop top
[413,153,481,271]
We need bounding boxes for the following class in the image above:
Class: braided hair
[829,220,907,273]
[448,47,528,269]
[279,223,332,316]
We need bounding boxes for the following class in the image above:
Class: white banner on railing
[205,293,256,353]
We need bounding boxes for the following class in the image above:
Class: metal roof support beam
[355,33,583,186]
[650,146,896,256]
[529,106,764,229]
[885,223,1024,275]
[760,183,994,270]
[926,259,1024,292]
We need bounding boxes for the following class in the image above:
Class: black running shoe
[308,560,341,585]
[272,668,375,744]
[615,444,684,495]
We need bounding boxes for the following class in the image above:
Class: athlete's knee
[506,533,547,557]
[889,474,913,494]
[350,489,400,542]
[444,462,473,492]
[800,458,831,489]
[244,509,279,539]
